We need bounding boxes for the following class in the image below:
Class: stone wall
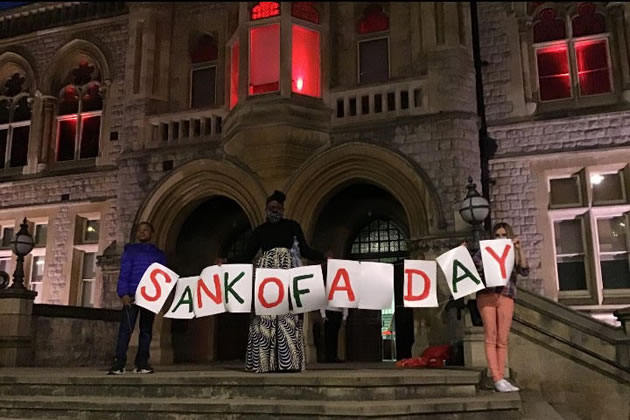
[31,304,120,367]
[331,115,481,231]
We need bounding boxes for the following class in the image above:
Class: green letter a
[452,259,480,294]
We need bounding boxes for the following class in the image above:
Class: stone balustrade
[330,78,429,127]
[146,107,227,147]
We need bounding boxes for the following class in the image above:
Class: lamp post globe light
[8,218,35,290]
[459,176,490,251]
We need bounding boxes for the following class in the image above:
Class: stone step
[0,368,482,401]
[0,393,522,420]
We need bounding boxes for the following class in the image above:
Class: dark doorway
[171,196,251,363]
[312,183,411,362]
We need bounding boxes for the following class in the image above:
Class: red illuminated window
[358,5,389,35]
[249,24,280,95]
[291,2,319,24]
[292,25,320,97]
[536,46,571,101]
[251,2,279,21]
[0,72,31,169]
[230,41,239,110]
[56,61,102,162]
[575,40,611,96]
[533,3,611,102]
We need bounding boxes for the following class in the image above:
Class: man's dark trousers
[324,310,342,362]
[114,303,155,368]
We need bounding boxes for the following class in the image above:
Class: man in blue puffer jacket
[108,221,167,375]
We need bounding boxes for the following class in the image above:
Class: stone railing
[330,78,429,127]
[146,107,227,147]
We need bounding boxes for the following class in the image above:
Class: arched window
[224,230,253,262]
[56,60,102,162]
[251,1,279,21]
[348,219,408,263]
[357,5,390,85]
[532,3,612,102]
[190,34,218,108]
[291,2,319,24]
[0,72,31,169]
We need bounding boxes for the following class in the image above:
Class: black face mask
[266,208,284,223]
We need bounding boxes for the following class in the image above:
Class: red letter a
[404,269,431,302]
[327,268,356,302]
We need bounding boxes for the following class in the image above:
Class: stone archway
[285,142,446,241]
[134,159,268,252]
[131,158,267,364]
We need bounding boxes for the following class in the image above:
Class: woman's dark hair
[266,190,286,205]
[492,222,514,238]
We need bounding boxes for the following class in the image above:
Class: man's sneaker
[494,379,515,392]
[107,366,125,375]
[133,365,154,374]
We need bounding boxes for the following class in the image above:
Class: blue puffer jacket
[117,243,167,297]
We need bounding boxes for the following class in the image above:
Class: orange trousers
[477,293,514,382]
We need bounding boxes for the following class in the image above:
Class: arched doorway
[311,183,413,362]
[170,196,252,363]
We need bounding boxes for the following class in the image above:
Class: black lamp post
[459,176,490,252]
[8,218,35,290]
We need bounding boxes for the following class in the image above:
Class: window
[29,255,44,298]
[0,73,31,169]
[229,40,240,110]
[190,34,218,108]
[349,219,408,263]
[72,214,101,307]
[34,223,47,247]
[292,25,320,97]
[79,252,96,307]
[0,256,11,276]
[249,24,280,95]
[357,5,390,85]
[548,165,630,305]
[0,225,14,249]
[56,61,102,162]
[251,1,279,20]
[532,3,612,103]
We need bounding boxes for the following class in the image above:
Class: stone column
[0,288,37,367]
[96,241,123,309]
[38,95,56,170]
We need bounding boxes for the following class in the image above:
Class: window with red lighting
[358,5,389,35]
[190,34,218,108]
[533,3,612,103]
[230,40,240,110]
[291,2,319,24]
[251,2,279,21]
[56,61,102,162]
[292,25,320,97]
[0,72,31,170]
[249,24,280,95]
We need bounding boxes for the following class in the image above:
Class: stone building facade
[0,1,629,363]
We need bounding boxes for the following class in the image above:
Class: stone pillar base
[0,288,37,367]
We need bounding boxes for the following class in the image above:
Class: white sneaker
[506,380,520,392]
[494,379,515,392]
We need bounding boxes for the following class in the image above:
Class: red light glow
[291,25,320,97]
[230,41,239,109]
[250,24,280,95]
[251,2,279,21]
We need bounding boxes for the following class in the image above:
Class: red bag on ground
[395,344,451,368]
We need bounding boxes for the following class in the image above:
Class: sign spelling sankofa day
[479,239,514,287]
[436,245,484,300]
[133,239,516,317]
[403,260,438,308]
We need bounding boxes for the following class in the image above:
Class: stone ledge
[32,304,120,322]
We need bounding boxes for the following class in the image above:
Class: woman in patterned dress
[239,190,328,373]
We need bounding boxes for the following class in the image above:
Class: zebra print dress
[245,247,306,373]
